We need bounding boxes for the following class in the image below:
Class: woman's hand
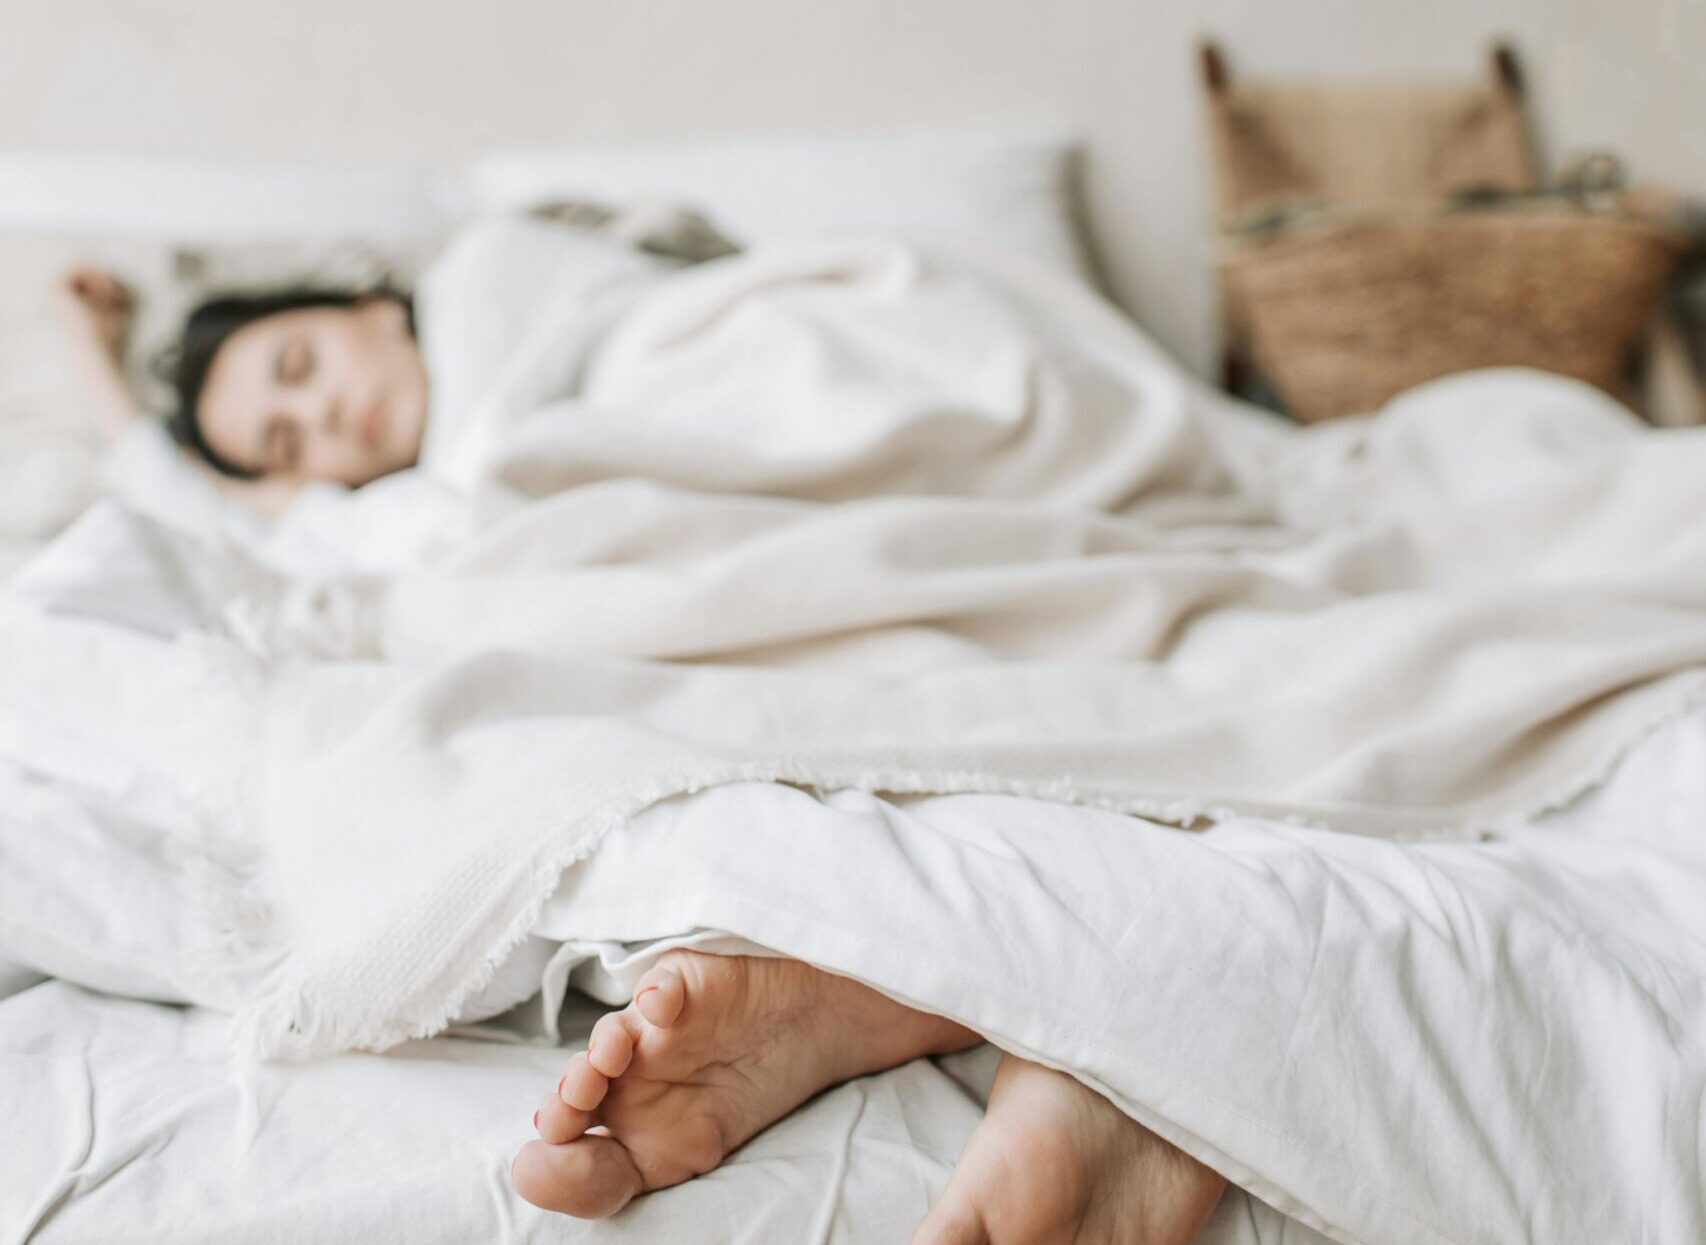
[56,266,137,364]
[54,266,147,441]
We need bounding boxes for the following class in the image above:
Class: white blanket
[229,227,1706,1049]
[5,222,1706,1245]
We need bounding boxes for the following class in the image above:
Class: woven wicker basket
[1219,201,1687,422]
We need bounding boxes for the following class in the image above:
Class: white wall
[3,0,1703,374]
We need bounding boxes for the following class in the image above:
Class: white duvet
[4,218,1706,1245]
[531,778,1706,1245]
[5,698,1704,1245]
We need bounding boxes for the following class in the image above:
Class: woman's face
[196,298,429,486]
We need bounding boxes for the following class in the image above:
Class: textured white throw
[229,224,1706,1066]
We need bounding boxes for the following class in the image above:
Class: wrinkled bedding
[4,219,1706,1245]
[0,980,1000,1245]
[504,769,1706,1245]
[1,978,1327,1245]
[5,716,1704,1244]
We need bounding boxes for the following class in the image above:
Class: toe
[586,1012,636,1078]
[911,1197,989,1245]
[512,1135,646,1218]
[537,1088,597,1145]
[560,1051,609,1112]
[632,965,685,1027]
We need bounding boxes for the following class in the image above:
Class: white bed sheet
[0,979,1306,1245]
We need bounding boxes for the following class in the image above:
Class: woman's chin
[365,448,422,487]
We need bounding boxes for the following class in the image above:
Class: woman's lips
[360,398,389,450]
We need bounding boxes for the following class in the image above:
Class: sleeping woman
[58,203,730,500]
[65,210,1252,527]
[60,227,652,502]
[57,266,435,523]
[56,218,1235,1244]
[164,285,429,486]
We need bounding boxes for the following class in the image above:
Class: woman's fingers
[57,267,137,365]
[65,267,134,312]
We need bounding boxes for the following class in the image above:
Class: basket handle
[1199,40,1230,94]
[1491,42,1523,97]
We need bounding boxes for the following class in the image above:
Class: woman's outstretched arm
[54,266,145,444]
[56,267,305,516]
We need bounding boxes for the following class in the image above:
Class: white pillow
[469,127,1091,281]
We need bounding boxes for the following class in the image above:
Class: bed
[4,137,1706,1245]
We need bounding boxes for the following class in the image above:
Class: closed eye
[275,337,313,386]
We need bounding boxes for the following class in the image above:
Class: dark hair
[163,287,413,478]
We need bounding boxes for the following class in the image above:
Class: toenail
[557,1075,568,1096]
[636,983,657,999]
[532,1109,540,1129]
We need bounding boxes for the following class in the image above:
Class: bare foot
[512,950,979,1218]
[912,1054,1226,1245]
